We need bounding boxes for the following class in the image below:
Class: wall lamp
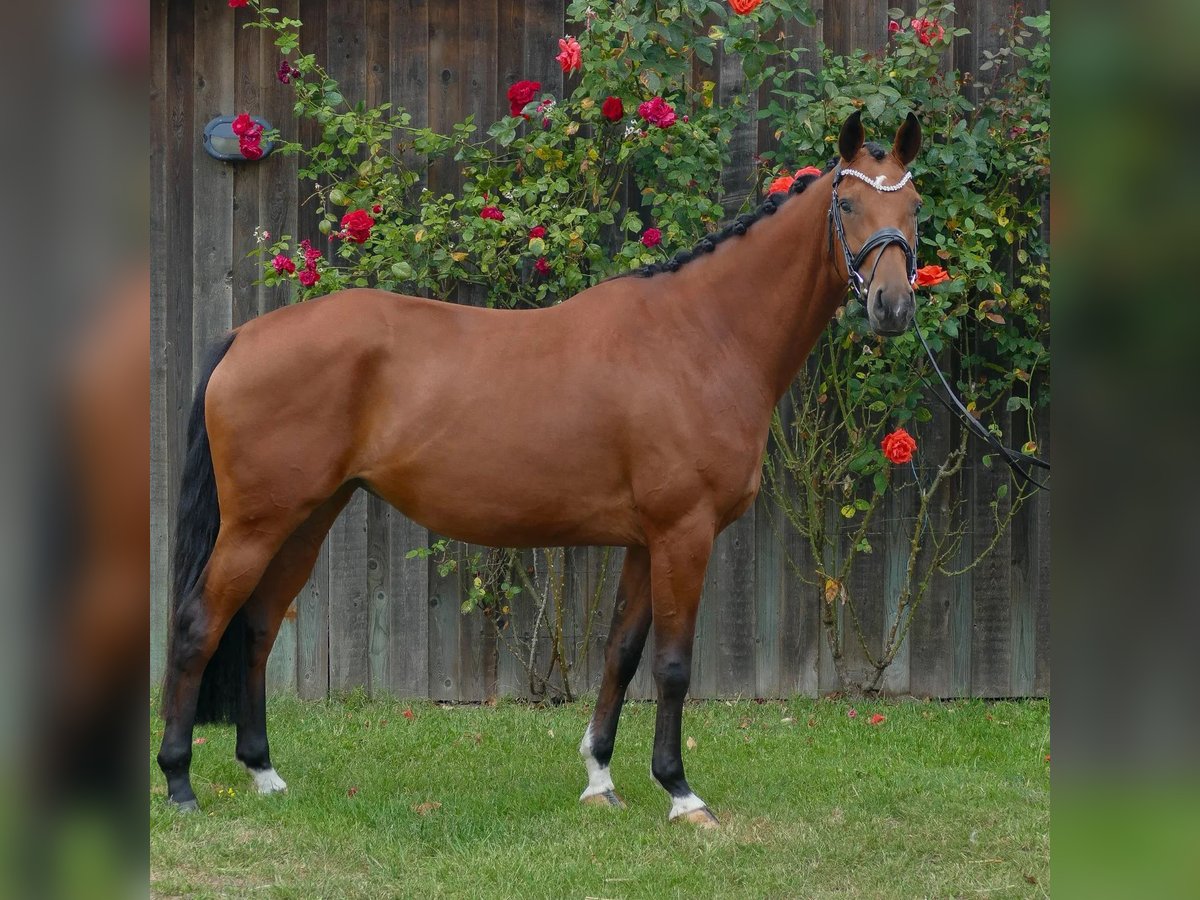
[202,114,275,162]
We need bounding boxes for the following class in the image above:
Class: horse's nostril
[874,289,886,312]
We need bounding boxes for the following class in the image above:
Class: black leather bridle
[826,164,1051,491]
[828,165,918,301]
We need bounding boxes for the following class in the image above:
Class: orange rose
[795,165,823,178]
[914,264,950,287]
[881,428,917,464]
[729,0,762,13]
[768,174,795,194]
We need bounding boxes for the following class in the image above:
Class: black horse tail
[166,331,243,725]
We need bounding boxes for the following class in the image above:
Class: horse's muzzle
[868,286,915,336]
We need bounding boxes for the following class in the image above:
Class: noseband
[828,167,918,300]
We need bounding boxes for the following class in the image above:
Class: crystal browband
[837,169,914,192]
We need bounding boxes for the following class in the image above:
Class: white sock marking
[668,792,707,819]
[578,724,616,800]
[246,766,288,795]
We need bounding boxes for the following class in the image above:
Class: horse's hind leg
[579,546,652,808]
[157,525,283,810]
[235,488,354,794]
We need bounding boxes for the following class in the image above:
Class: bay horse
[158,110,923,826]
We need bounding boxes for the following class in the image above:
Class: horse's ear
[839,109,865,163]
[893,112,922,167]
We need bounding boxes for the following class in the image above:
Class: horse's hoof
[674,806,720,829]
[169,797,199,814]
[581,789,625,809]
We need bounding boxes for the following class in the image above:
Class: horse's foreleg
[157,527,281,810]
[578,546,652,808]
[647,524,718,827]
[236,488,354,795]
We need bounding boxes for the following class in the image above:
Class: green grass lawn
[150,694,1049,898]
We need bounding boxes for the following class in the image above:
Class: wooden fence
[150,0,1049,700]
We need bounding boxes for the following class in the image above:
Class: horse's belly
[363,463,643,548]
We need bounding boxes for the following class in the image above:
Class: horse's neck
[672,184,846,403]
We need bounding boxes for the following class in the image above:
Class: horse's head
[830,110,923,337]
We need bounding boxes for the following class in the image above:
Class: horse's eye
[839,200,853,213]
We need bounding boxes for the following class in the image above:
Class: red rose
[881,428,917,465]
[480,206,505,221]
[239,140,264,160]
[555,36,582,74]
[529,225,546,238]
[912,17,945,46]
[768,174,794,194]
[272,254,296,275]
[729,0,762,13]
[228,0,249,7]
[534,257,551,276]
[637,97,676,129]
[507,80,541,117]
[795,165,823,178]
[913,265,950,287]
[372,204,382,214]
[339,209,375,244]
[888,20,901,34]
[298,267,320,287]
[869,713,887,725]
[231,113,254,136]
[277,58,300,83]
[601,96,624,121]
[641,227,662,248]
[299,239,322,267]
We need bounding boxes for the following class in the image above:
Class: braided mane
[616,142,890,280]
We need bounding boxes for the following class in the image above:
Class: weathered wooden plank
[880,476,915,694]
[970,406,1013,697]
[388,512,430,697]
[523,0,565,95]
[820,0,850,57]
[1033,404,1050,696]
[427,0,461,192]
[566,546,591,696]
[1008,408,1038,697]
[817,503,841,693]
[908,404,957,698]
[232,3,264,328]
[717,11,759,215]
[265,606,297,695]
[843,497,886,690]
[496,548,529,699]
[259,0,301,316]
[150,0,171,685]
[367,494,391,695]
[427,537,462,702]
[754,494,782,698]
[328,490,370,692]
[691,535,721,700]
[390,0,430,185]
[584,545,623,693]
[716,508,757,696]
[297,537,330,699]
[192,0,236,384]
[497,0,527,99]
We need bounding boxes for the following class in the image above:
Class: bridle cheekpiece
[828,166,918,301]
